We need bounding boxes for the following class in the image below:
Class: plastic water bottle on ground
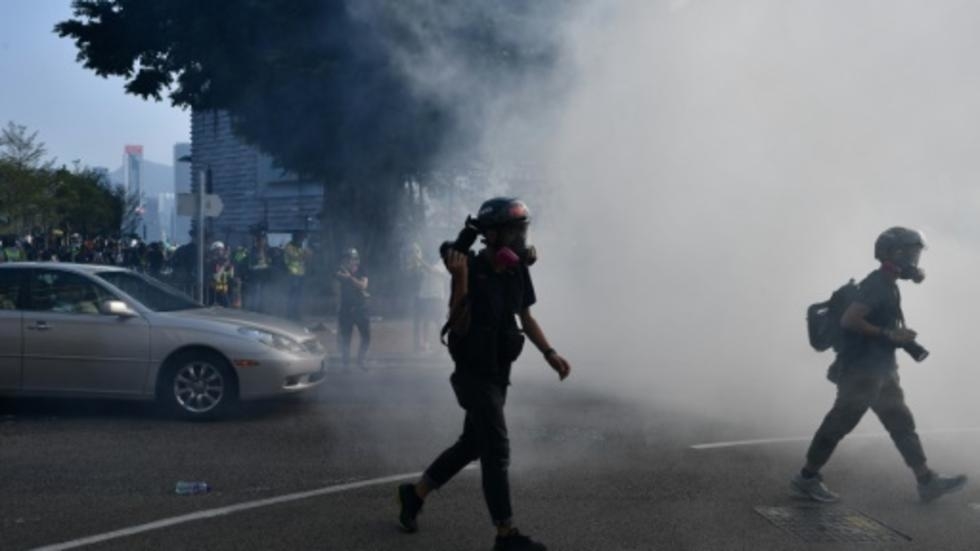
[175,481,210,495]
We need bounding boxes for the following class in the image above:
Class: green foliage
[52,166,128,236]
[0,121,125,236]
[55,0,565,259]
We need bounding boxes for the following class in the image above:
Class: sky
[0,0,190,168]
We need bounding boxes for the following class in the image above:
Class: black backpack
[807,279,859,353]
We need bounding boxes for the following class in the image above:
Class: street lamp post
[197,169,206,302]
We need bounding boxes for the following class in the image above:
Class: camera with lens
[902,341,929,362]
[439,216,481,259]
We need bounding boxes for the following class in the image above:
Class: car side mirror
[103,300,137,318]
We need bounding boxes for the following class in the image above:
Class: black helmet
[874,227,926,282]
[476,197,530,229]
[874,227,926,260]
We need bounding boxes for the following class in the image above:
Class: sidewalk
[304,316,450,365]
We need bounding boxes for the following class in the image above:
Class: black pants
[423,374,512,525]
[286,275,304,320]
[338,307,370,366]
[247,269,269,313]
[806,367,927,470]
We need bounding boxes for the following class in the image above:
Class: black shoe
[397,483,423,533]
[494,529,547,551]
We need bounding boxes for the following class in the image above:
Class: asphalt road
[2,355,979,551]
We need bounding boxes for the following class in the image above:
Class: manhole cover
[754,506,911,543]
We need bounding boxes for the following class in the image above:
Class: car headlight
[237,327,306,354]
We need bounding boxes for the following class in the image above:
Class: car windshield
[95,271,203,312]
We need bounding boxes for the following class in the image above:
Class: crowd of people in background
[0,229,450,357]
[0,229,313,317]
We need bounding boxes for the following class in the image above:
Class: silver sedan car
[0,263,326,419]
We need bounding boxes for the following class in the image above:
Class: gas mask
[440,214,537,269]
[493,222,532,269]
[893,247,925,283]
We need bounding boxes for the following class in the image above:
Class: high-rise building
[123,145,143,236]
[190,111,322,247]
[173,143,192,244]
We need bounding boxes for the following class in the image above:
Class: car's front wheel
[159,351,238,420]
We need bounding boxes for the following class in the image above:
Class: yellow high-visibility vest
[3,247,22,262]
[284,244,306,276]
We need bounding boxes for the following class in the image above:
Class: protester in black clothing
[170,241,195,294]
[397,198,570,551]
[336,248,370,369]
[792,227,967,503]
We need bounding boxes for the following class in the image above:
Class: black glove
[440,216,481,258]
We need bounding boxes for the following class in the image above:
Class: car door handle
[28,321,51,331]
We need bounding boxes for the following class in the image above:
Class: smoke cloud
[444,0,980,436]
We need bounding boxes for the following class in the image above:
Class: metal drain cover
[754,506,911,543]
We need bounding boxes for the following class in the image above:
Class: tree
[0,121,125,236]
[55,0,565,263]
[0,122,57,233]
[52,167,127,236]
[0,122,54,170]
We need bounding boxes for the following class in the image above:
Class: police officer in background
[792,227,967,503]
[397,198,570,551]
[336,248,370,370]
[284,231,309,320]
[1,236,24,263]
[207,241,234,307]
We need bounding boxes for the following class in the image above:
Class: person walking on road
[792,227,967,504]
[396,198,571,551]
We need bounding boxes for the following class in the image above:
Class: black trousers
[423,373,512,525]
[806,367,927,470]
[286,275,304,320]
[246,269,269,313]
[338,306,370,366]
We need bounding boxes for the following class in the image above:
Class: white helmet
[209,241,226,251]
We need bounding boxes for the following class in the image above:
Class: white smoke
[468,0,980,435]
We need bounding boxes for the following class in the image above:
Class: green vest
[3,247,22,262]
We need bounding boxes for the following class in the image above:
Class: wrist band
[543,348,557,358]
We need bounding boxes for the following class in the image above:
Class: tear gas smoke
[459,0,980,436]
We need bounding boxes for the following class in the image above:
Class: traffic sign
[203,194,224,217]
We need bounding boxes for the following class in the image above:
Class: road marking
[691,427,980,450]
[31,466,476,551]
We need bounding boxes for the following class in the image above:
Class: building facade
[190,111,323,248]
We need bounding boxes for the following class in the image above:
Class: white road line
[691,427,980,450]
[31,466,476,551]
